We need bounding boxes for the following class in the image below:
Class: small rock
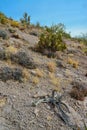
[33,91,49,98]
[29,31,39,37]
[54,51,62,59]
[56,60,66,68]
[85,73,87,77]
[67,48,77,54]
[47,116,52,121]
[34,108,39,116]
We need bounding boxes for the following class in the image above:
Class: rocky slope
[0,24,87,130]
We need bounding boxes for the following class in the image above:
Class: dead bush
[70,82,87,101]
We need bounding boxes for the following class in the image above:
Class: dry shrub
[54,51,62,59]
[11,51,37,69]
[0,96,7,107]
[49,72,61,91]
[10,21,20,28]
[34,68,43,77]
[19,26,26,31]
[22,68,30,81]
[5,46,18,59]
[73,62,78,68]
[32,77,39,85]
[5,59,12,66]
[3,60,17,68]
[47,61,56,72]
[70,84,87,101]
[68,58,79,68]
[51,77,59,86]
[6,46,18,54]
[3,42,10,47]
[11,33,20,39]
[70,88,84,101]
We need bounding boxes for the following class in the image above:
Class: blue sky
[0,0,87,36]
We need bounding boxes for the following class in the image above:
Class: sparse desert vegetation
[70,81,87,101]
[34,68,44,77]
[32,76,39,85]
[47,61,56,72]
[0,12,87,130]
[68,58,79,68]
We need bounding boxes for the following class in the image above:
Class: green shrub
[0,30,8,39]
[10,20,20,27]
[36,24,66,53]
[0,12,8,24]
[0,67,23,82]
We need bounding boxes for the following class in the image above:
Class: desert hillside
[0,13,87,130]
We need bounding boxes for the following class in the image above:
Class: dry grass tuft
[22,68,30,82]
[32,77,39,85]
[35,68,44,77]
[68,58,79,68]
[49,72,61,91]
[10,21,20,28]
[5,59,13,66]
[5,46,18,60]
[5,46,18,54]
[47,61,56,72]
[0,96,7,107]
[70,85,87,101]
[70,88,84,101]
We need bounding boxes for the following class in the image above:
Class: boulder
[56,60,66,68]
